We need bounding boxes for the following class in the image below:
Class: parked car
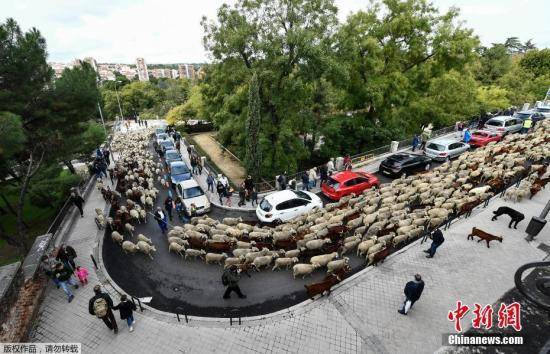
[155,127,166,137]
[165,149,182,166]
[175,179,210,215]
[379,153,432,178]
[156,132,169,145]
[424,138,470,162]
[484,116,523,135]
[159,139,175,152]
[169,161,192,184]
[534,104,550,118]
[321,171,379,200]
[256,190,323,224]
[468,130,502,148]
[513,110,545,123]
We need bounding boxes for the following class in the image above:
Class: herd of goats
[95,121,549,288]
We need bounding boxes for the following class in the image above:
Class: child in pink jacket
[75,266,89,285]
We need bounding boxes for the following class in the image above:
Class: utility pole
[114,80,124,120]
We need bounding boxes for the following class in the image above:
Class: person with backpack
[56,243,77,271]
[88,285,118,333]
[54,262,78,302]
[222,265,246,299]
[113,294,137,332]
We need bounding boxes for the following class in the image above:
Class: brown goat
[467,227,503,248]
[304,265,351,299]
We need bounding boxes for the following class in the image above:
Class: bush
[28,165,82,208]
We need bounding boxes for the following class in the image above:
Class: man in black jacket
[70,192,85,217]
[424,229,445,258]
[398,274,425,315]
[222,266,246,299]
[89,285,118,333]
[54,262,78,302]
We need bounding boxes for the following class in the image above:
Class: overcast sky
[3,0,549,64]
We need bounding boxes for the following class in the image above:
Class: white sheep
[327,257,350,273]
[284,249,300,258]
[310,252,338,267]
[185,249,206,260]
[136,241,156,260]
[272,257,299,271]
[293,263,320,279]
[222,217,242,226]
[304,238,331,251]
[122,240,138,254]
[233,247,258,258]
[205,252,228,265]
[168,242,185,257]
[224,256,245,268]
[252,255,276,270]
[111,231,123,245]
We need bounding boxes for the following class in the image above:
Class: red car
[468,130,502,148]
[322,171,379,200]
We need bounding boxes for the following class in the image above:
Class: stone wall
[0,262,23,329]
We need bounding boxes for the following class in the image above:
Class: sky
[3,0,549,64]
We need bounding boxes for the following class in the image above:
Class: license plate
[381,169,391,175]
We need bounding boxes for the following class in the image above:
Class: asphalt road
[102,138,446,317]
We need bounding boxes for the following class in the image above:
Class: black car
[379,153,432,177]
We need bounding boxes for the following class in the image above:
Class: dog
[491,206,525,229]
[467,227,503,248]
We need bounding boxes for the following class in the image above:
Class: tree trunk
[64,160,76,174]
[0,193,30,229]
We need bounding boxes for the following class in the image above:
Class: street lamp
[114,80,124,120]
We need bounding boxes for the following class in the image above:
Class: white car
[174,180,211,215]
[156,133,170,145]
[256,190,323,224]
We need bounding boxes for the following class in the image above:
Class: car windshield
[171,164,189,175]
[292,190,311,200]
[472,132,488,137]
[183,186,204,199]
[536,107,550,113]
[259,198,272,212]
[161,141,174,149]
[326,177,340,189]
[486,120,503,127]
[427,143,445,151]
[513,113,531,119]
[166,151,180,160]
[157,133,168,140]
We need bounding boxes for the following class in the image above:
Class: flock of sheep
[102,121,549,281]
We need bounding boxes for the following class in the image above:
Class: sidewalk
[29,129,550,354]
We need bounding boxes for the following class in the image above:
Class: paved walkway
[29,123,550,353]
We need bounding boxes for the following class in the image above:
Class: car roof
[329,170,363,182]
[170,161,187,167]
[488,116,514,122]
[387,153,416,161]
[264,190,313,203]
[429,138,461,145]
[517,110,535,114]
[175,179,199,188]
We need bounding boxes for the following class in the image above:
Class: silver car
[424,138,470,162]
[484,116,523,135]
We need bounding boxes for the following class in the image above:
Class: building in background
[136,58,149,81]
[83,57,98,72]
[171,69,178,79]
[178,64,195,79]
[149,68,173,79]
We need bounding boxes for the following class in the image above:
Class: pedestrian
[154,207,168,234]
[96,148,104,161]
[75,265,89,285]
[463,128,471,143]
[216,178,225,204]
[70,191,85,217]
[251,187,258,206]
[164,196,174,221]
[197,157,203,175]
[174,196,188,223]
[424,229,445,258]
[144,120,148,128]
[107,167,115,184]
[412,134,420,152]
[398,274,425,315]
[174,131,181,142]
[222,265,247,299]
[319,164,328,185]
[54,262,78,303]
[219,174,229,189]
[521,117,532,134]
[288,178,297,190]
[238,184,246,207]
[343,154,352,170]
[89,285,118,333]
[244,175,254,198]
[308,168,318,189]
[206,174,215,192]
[277,172,287,190]
[420,130,429,151]
[40,254,60,288]
[189,203,198,218]
[102,148,111,165]
[113,294,137,333]
[187,146,192,157]
[56,244,77,271]
[190,155,198,175]
[175,140,181,152]
[326,159,335,176]
[225,187,233,207]
[301,172,309,191]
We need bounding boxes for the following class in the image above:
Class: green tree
[476,86,510,112]
[519,49,550,77]
[476,44,512,84]
[504,37,523,54]
[244,72,262,181]
[523,39,536,52]
[202,0,339,176]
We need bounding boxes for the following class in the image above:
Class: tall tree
[519,49,550,77]
[504,37,523,54]
[244,72,262,181]
[475,44,511,84]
